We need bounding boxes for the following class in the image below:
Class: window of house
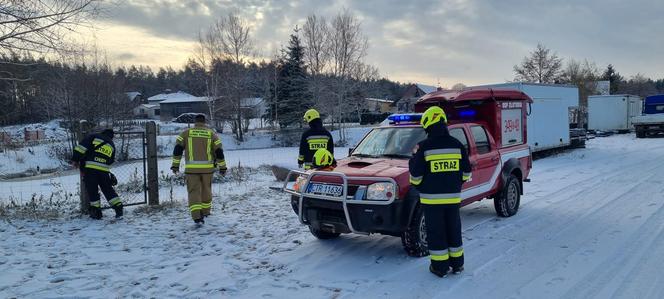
[470,126,491,155]
[154,109,160,116]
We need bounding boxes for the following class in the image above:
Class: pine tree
[601,64,623,94]
[267,28,312,128]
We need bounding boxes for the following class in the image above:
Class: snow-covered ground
[4,134,663,298]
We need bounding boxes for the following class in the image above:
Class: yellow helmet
[303,109,320,123]
[420,106,447,129]
[313,148,334,168]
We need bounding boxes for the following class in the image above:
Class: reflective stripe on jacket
[172,123,225,174]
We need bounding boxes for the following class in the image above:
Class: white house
[133,104,160,119]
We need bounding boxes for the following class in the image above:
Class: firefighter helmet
[420,106,447,129]
[313,148,334,168]
[303,109,320,123]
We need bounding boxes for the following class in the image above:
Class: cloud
[95,0,664,85]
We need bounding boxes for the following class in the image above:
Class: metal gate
[102,131,147,209]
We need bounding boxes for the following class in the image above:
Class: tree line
[0,6,406,143]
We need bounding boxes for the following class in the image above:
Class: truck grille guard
[282,169,398,235]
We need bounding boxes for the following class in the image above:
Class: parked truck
[633,94,664,138]
[587,95,642,133]
[282,88,532,256]
[469,83,584,152]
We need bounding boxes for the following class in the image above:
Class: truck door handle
[491,156,500,162]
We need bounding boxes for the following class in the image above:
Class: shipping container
[469,83,580,152]
[587,95,642,132]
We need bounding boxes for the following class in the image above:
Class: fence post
[79,120,91,214]
[146,121,160,205]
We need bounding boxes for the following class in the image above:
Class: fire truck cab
[283,88,533,256]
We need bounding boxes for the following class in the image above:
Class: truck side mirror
[348,147,355,156]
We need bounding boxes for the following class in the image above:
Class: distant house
[132,104,160,119]
[126,91,143,105]
[396,83,439,112]
[157,92,211,121]
[365,98,395,113]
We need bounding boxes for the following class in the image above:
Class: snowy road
[2,135,664,298]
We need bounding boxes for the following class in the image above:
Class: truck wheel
[636,127,646,138]
[308,226,340,239]
[401,205,429,257]
[494,174,521,217]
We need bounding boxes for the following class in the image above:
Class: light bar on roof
[388,114,422,125]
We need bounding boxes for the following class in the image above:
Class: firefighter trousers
[185,173,213,220]
[423,203,464,272]
[83,169,122,208]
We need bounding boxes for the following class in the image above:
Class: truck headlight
[366,182,396,201]
[293,175,308,193]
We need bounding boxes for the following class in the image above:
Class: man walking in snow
[72,128,123,220]
[171,114,227,225]
[409,106,472,277]
[298,109,334,170]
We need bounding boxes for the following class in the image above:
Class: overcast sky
[90,0,664,86]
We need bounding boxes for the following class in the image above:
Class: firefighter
[72,128,123,220]
[298,109,334,170]
[171,114,227,225]
[409,106,472,277]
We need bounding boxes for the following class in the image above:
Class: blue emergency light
[388,114,422,125]
[459,109,476,117]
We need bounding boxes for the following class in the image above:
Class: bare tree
[561,58,600,127]
[302,14,330,114]
[197,12,254,141]
[513,43,563,84]
[451,83,467,91]
[0,0,101,53]
[327,9,368,142]
[0,0,102,81]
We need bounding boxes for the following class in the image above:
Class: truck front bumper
[290,195,411,236]
[283,170,410,236]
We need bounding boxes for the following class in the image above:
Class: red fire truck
[283,88,533,256]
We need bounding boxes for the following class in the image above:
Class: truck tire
[308,226,340,240]
[494,174,521,217]
[636,127,646,138]
[401,205,429,257]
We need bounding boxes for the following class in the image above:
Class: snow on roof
[366,98,394,103]
[147,91,209,104]
[126,91,142,100]
[148,91,195,103]
[139,104,159,109]
[416,83,438,94]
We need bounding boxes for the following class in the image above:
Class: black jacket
[298,119,334,167]
[72,133,116,172]
[408,123,471,204]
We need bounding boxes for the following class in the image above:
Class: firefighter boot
[113,203,124,218]
[429,265,449,278]
[452,266,464,274]
[89,206,103,220]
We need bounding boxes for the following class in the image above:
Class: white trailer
[469,83,580,152]
[587,95,642,132]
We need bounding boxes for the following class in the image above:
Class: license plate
[306,183,343,197]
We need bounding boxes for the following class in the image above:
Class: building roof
[126,91,142,100]
[148,91,210,104]
[416,83,438,94]
[138,104,159,109]
[148,91,201,103]
[366,98,394,103]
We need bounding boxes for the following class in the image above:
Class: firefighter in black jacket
[409,106,472,277]
[298,109,334,170]
[72,129,123,220]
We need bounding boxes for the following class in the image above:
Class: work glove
[219,166,227,176]
[171,166,179,174]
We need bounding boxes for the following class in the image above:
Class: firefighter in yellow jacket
[171,114,227,224]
